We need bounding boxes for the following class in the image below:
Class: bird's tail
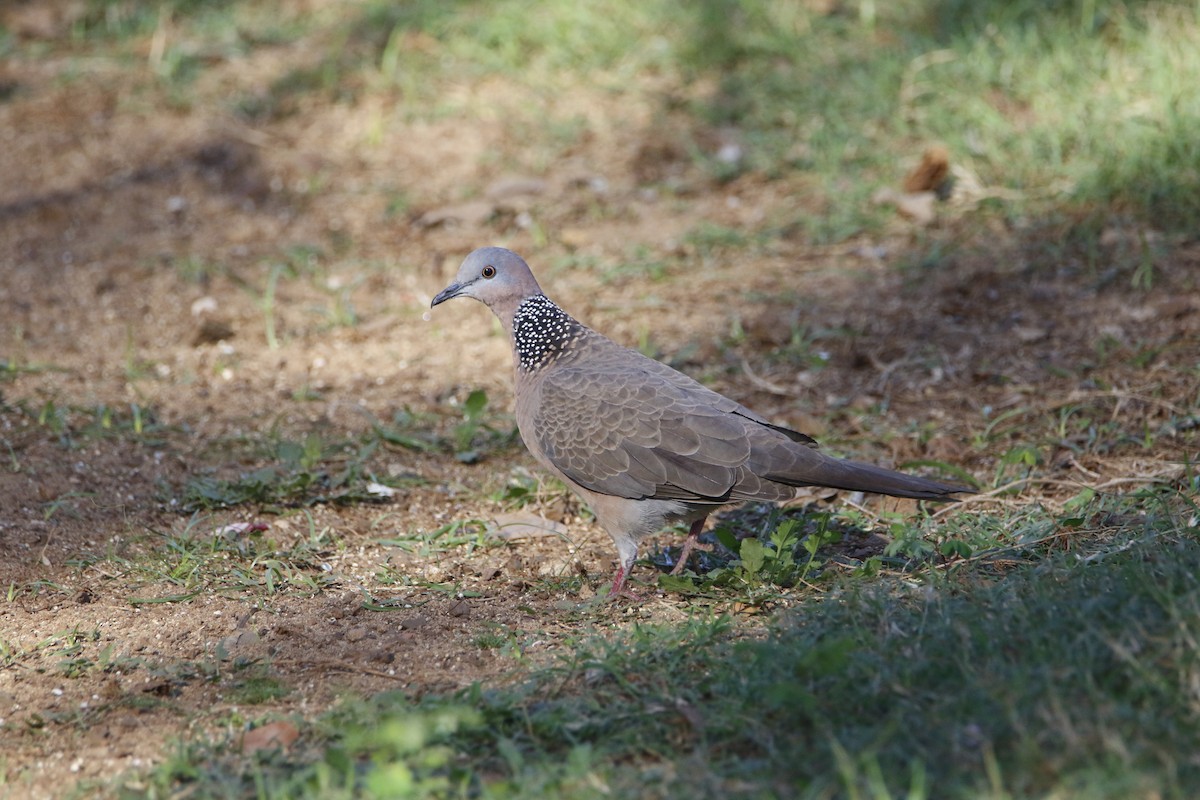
[768,454,969,501]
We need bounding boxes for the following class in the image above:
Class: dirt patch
[1,5,1197,797]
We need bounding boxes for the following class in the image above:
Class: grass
[4,398,167,448]
[174,388,514,512]
[111,501,1200,798]
[113,513,342,600]
[176,433,384,512]
[23,1,1197,234]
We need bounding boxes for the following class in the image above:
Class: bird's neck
[511,295,586,373]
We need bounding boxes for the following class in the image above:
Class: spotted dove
[431,247,967,596]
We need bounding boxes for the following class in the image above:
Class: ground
[0,2,1197,798]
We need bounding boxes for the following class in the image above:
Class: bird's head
[431,247,543,317]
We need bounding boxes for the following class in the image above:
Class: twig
[931,469,1185,517]
[739,357,790,396]
[38,529,54,567]
[310,660,408,682]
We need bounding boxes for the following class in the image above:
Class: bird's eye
[482,265,496,279]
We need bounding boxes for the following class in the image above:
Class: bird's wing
[530,348,804,502]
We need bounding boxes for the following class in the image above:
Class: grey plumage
[432,247,967,596]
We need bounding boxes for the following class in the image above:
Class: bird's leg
[669,516,709,576]
[609,563,628,596]
[605,540,645,601]
[607,563,644,602]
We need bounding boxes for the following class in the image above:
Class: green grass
[113,499,1200,798]
[173,391,512,511]
[72,513,347,602]
[325,0,1200,233]
[177,432,382,511]
[6,398,166,447]
[28,1,1196,234]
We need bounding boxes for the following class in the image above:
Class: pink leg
[669,516,709,576]
[607,563,643,602]
[609,564,628,596]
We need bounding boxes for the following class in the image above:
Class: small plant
[453,388,490,461]
[491,472,542,508]
[661,514,843,602]
[994,443,1042,486]
[0,637,23,668]
[125,516,340,601]
[683,222,752,257]
[227,672,291,705]
[711,518,804,590]
[373,395,514,463]
[883,518,936,561]
[318,277,360,328]
[42,491,94,521]
[310,704,482,797]
[19,400,163,448]
[177,433,386,511]
[451,389,518,463]
[373,407,440,453]
[375,518,492,559]
[1130,232,1157,291]
[174,255,224,284]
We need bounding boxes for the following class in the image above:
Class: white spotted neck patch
[512,295,584,371]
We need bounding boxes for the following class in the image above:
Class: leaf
[301,433,323,470]
[463,389,488,422]
[276,440,304,468]
[770,519,800,555]
[714,527,739,553]
[373,425,436,452]
[738,537,767,576]
[939,539,972,559]
[1062,487,1097,513]
[658,574,704,595]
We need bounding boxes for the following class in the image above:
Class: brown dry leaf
[240,721,300,755]
[674,697,706,732]
[903,144,951,193]
[730,602,765,615]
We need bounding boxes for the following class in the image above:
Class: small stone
[400,615,430,630]
[219,629,260,656]
[193,318,234,346]
[190,296,218,317]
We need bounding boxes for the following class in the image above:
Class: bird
[431,247,967,597]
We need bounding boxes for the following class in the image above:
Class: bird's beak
[430,282,464,308]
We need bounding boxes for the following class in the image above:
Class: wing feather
[530,347,765,501]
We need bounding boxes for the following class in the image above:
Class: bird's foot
[607,585,645,603]
[605,565,644,602]
[668,541,715,575]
